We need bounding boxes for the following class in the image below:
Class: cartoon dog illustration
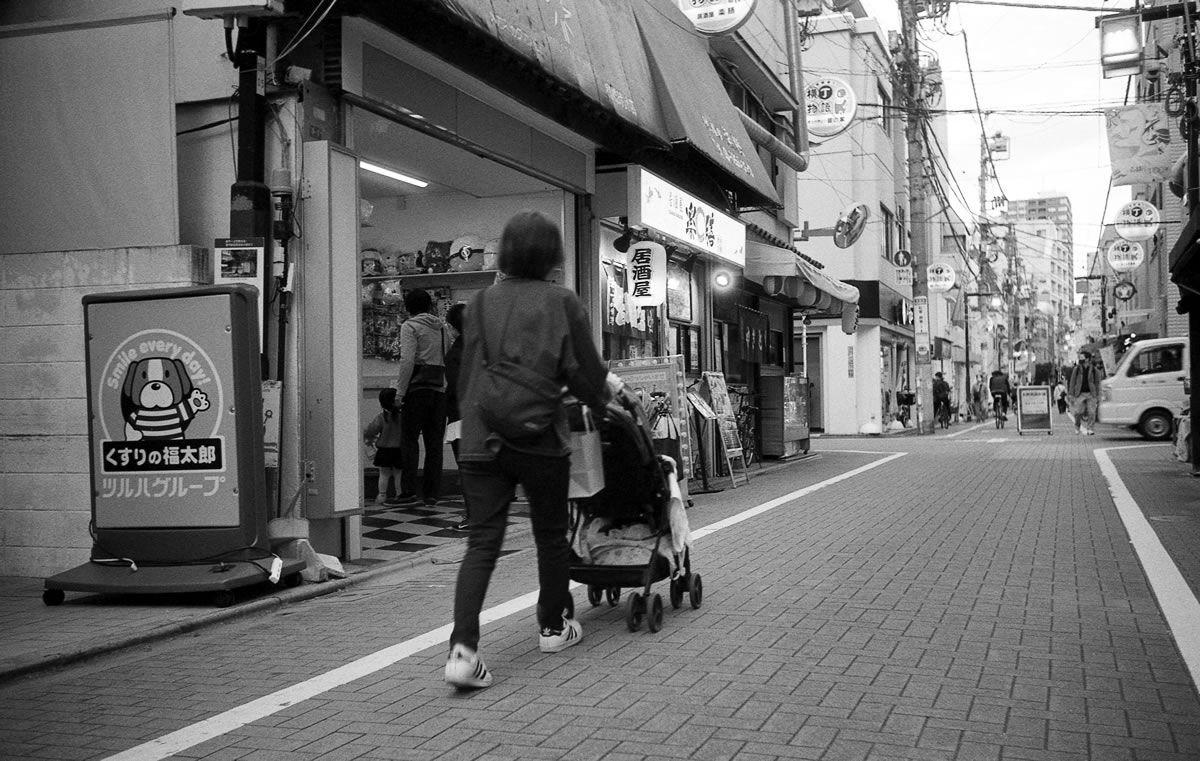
[120,357,211,441]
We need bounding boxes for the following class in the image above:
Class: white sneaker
[444,644,492,689]
[539,617,583,653]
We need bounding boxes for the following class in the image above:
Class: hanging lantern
[626,241,667,307]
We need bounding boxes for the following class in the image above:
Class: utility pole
[900,0,935,433]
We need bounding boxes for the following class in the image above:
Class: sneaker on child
[539,617,583,653]
[444,644,492,689]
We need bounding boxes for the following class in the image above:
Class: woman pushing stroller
[444,210,623,690]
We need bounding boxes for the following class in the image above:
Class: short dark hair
[445,302,465,332]
[934,372,943,378]
[1079,351,1092,360]
[403,288,433,315]
[498,210,564,279]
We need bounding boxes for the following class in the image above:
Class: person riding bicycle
[988,369,1012,419]
[932,372,951,424]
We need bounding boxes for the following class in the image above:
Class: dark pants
[400,388,446,500]
[450,448,573,651]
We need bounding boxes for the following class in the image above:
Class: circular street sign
[1106,239,1145,272]
[894,249,912,267]
[677,0,758,36]
[1114,280,1137,301]
[926,262,957,292]
[1113,200,1160,242]
[806,77,858,138]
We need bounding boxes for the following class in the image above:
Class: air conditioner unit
[181,0,283,20]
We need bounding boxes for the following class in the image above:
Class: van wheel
[1138,410,1174,441]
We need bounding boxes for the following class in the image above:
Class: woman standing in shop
[443,210,621,689]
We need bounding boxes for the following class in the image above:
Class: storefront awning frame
[744,240,860,334]
[347,0,781,210]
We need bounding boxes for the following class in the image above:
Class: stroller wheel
[587,585,602,607]
[669,578,684,609]
[688,574,703,609]
[606,587,621,607]
[648,594,664,632]
[625,592,644,631]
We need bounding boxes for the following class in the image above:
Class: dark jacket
[1069,361,1102,397]
[444,335,463,423]
[458,278,610,461]
[988,373,1011,396]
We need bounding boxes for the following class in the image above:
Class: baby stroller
[568,391,702,633]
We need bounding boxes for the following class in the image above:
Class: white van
[1098,337,1188,441]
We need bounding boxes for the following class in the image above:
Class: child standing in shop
[363,388,403,505]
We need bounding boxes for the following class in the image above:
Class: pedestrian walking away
[445,209,620,690]
[394,288,450,507]
[1054,378,1069,415]
[1069,350,1102,435]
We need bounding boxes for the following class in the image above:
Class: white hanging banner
[1113,200,1160,242]
[626,241,668,308]
[1106,103,1172,186]
[1106,239,1145,272]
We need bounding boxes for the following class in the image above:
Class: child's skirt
[373,446,402,469]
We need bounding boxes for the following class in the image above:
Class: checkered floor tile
[358,496,531,563]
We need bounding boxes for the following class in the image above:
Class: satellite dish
[834,204,870,248]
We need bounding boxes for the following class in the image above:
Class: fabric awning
[628,1,781,207]
[422,0,780,209]
[745,241,861,334]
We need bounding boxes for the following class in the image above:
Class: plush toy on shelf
[448,234,486,272]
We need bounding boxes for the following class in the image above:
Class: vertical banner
[736,305,768,363]
[1106,103,1172,186]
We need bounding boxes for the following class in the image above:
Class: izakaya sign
[926,262,957,292]
[626,241,667,308]
[1106,238,1145,272]
[630,167,746,267]
[1113,200,1160,242]
[676,0,757,36]
[806,77,857,138]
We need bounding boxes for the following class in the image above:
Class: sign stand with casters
[44,285,304,608]
[1016,386,1054,436]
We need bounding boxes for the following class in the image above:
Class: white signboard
[1113,200,1160,242]
[913,296,930,345]
[1106,239,1145,272]
[805,77,857,138]
[895,266,913,287]
[630,168,746,267]
[926,262,957,292]
[676,0,757,36]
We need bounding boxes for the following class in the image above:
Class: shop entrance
[351,110,576,562]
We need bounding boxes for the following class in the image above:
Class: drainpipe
[784,1,811,169]
[229,16,272,376]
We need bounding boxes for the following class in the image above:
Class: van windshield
[1126,345,1183,376]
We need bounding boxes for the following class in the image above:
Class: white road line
[945,423,990,438]
[103,451,908,761]
[1095,445,1200,690]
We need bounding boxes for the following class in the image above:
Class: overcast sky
[856,0,1137,275]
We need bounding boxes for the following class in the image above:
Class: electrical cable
[268,0,339,66]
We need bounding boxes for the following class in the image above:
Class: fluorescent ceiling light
[359,160,428,188]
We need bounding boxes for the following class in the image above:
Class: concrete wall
[0,246,210,577]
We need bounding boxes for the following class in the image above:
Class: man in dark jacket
[1069,351,1103,435]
